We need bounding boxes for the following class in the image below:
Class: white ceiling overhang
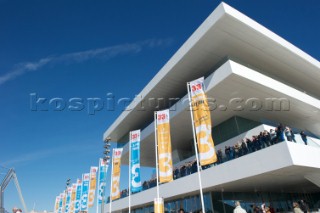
[103,3,320,144]
[120,60,320,166]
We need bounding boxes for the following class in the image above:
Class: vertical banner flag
[65,187,72,213]
[70,183,77,213]
[130,130,142,193]
[189,77,217,165]
[62,191,67,213]
[54,196,60,213]
[111,148,123,200]
[154,198,164,213]
[58,193,64,213]
[88,166,98,207]
[98,158,109,204]
[156,109,173,183]
[80,173,90,211]
[74,179,82,213]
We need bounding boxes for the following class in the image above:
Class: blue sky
[0,0,319,212]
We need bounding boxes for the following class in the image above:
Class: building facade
[103,3,320,213]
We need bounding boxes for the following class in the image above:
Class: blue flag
[74,179,82,213]
[65,187,72,213]
[58,193,63,213]
[80,173,90,211]
[130,130,142,193]
[98,158,109,204]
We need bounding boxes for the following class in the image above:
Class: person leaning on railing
[269,129,277,145]
[217,149,223,164]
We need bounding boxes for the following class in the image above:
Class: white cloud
[1,144,98,167]
[0,38,173,86]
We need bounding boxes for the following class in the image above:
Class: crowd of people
[234,200,310,213]
[116,124,310,201]
[217,124,308,164]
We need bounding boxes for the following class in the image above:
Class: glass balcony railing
[106,130,319,203]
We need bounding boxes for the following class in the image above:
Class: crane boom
[0,169,28,213]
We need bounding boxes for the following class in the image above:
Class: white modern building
[103,3,320,213]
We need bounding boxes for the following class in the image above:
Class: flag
[74,179,82,213]
[65,187,72,213]
[189,77,217,165]
[111,148,123,200]
[154,197,164,213]
[130,130,142,193]
[88,166,98,207]
[80,173,90,211]
[58,193,64,213]
[54,196,60,213]
[98,158,109,204]
[62,191,67,213]
[69,184,77,213]
[156,109,173,183]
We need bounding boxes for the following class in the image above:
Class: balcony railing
[106,131,319,203]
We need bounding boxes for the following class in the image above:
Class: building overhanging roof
[103,2,320,142]
[121,60,320,166]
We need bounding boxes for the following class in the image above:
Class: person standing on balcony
[217,149,223,164]
[258,132,266,148]
[291,128,296,142]
[246,138,253,152]
[234,142,240,158]
[300,131,308,145]
[241,139,248,155]
[285,127,293,142]
[263,130,271,147]
[225,146,230,160]
[278,123,285,142]
[270,129,277,145]
[253,136,260,151]
[230,145,235,159]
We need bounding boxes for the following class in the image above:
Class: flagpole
[109,151,114,213]
[128,132,132,213]
[86,175,90,213]
[102,160,108,213]
[80,176,84,212]
[187,82,206,213]
[79,178,83,213]
[97,160,101,213]
[154,112,160,213]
